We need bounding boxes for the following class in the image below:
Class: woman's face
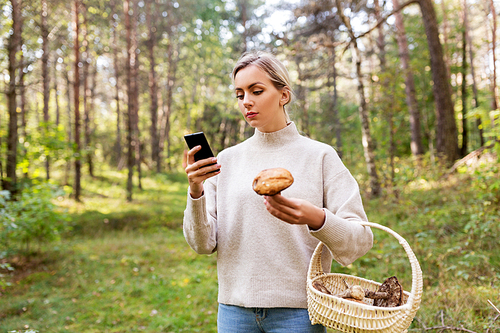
[234,65,289,133]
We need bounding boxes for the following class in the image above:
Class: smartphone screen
[184,132,220,172]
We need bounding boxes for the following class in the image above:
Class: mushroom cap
[253,168,294,196]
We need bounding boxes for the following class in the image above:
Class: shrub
[0,181,70,254]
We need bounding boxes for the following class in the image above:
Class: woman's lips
[246,112,257,119]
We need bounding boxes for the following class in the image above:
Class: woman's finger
[264,195,300,223]
[186,145,202,165]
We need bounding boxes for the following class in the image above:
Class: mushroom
[370,276,403,307]
[252,168,294,196]
[313,276,404,307]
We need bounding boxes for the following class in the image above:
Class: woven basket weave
[307,222,423,333]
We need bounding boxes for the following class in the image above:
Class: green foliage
[0,260,14,289]
[18,122,72,178]
[0,182,70,254]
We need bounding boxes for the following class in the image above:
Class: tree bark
[328,48,342,157]
[460,17,468,157]
[54,63,60,126]
[336,0,381,197]
[237,0,248,53]
[463,0,484,146]
[294,53,310,136]
[374,0,397,188]
[159,38,178,172]
[64,67,73,186]
[111,0,122,168]
[393,0,424,156]
[131,0,141,190]
[41,0,50,180]
[88,66,97,177]
[73,0,82,202]
[82,3,93,177]
[125,0,135,201]
[439,0,452,83]
[488,0,498,111]
[18,3,26,179]
[83,12,92,177]
[5,0,22,194]
[147,0,159,172]
[418,0,459,163]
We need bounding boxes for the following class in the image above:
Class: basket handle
[307,221,423,309]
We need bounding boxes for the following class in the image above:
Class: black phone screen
[183,132,216,162]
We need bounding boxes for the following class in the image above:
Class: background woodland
[0,0,500,332]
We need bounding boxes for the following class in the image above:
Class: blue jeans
[217,303,327,333]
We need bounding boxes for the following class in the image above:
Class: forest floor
[0,160,499,332]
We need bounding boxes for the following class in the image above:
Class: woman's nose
[243,95,253,107]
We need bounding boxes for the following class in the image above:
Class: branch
[486,314,500,333]
[303,0,419,60]
[355,0,419,40]
[443,139,500,178]
[488,300,500,315]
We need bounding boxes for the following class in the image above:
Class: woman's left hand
[263,194,325,230]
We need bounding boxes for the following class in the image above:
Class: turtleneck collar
[251,122,301,149]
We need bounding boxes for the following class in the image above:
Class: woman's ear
[279,87,291,106]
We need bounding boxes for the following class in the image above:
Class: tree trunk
[88,66,97,177]
[18,8,27,179]
[374,0,386,69]
[418,0,459,164]
[374,0,396,189]
[463,0,484,146]
[439,0,452,84]
[356,47,381,197]
[5,0,21,194]
[147,0,159,172]
[64,68,73,186]
[73,0,82,202]
[82,3,93,178]
[131,0,141,190]
[159,38,178,172]
[237,0,248,53]
[336,0,381,197]
[393,0,424,156]
[294,54,309,135]
[111,0,122,168]
[186,67,199,133]
[41,0,50,180]
[488,0,498,111]
[54,64,60,126]
[328,48,342,157]
[125,0,134,201]
[460,20,468,157]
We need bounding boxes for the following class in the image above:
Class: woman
[183,51,373,333]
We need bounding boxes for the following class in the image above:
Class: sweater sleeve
[182,177,218,255]
[310,155,373,266]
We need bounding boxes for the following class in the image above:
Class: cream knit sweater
[183,122,373,309]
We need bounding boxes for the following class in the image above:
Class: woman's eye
[253,90,263,95]
[236,94,244,100]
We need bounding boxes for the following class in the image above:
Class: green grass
[1,162,499,332]
[1,171,218,333]
[1,230,218,332]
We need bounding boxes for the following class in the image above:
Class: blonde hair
[232,51,293,122]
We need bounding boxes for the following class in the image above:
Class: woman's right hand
[185,146,221,199]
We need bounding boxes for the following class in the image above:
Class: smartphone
[184,132,220,172]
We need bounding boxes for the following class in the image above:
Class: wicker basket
[307,221,423,333]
